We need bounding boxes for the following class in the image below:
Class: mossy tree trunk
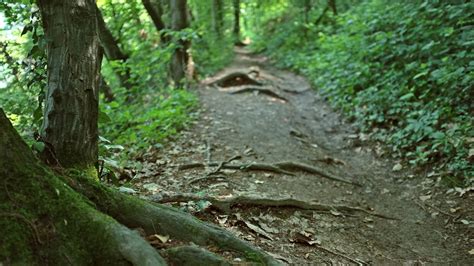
[0,109,279,265]
[38,0,102,169]
[169,0,189,86]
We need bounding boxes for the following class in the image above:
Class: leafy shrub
[253,0,473,186]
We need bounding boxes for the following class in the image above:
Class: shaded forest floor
[129,47,473,264]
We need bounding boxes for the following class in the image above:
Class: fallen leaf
[469,249,474,255]
[419,195,431,201]
[217,215,228,225]
[143,183,160,192]
[155,234,169,243]
[363,217,374,223]
[258,221,280,234]
[392,163,403,171]
[243,220,274,240]
[330,210,343,217]
[449,207,460,213]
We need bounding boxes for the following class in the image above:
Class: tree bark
[233,0,241,44]
[95,4,134,92]
[212,0,224,37]
[169,0,189,85]
[328,0,337,15]
[37,0,102,169]
[142,0,168,43]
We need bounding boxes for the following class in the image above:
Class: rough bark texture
[169,0,189,85]
[38,0,102,169]
[142,0,168,43]
[232,0,241,43]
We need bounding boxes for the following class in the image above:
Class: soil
[131,47,473,264]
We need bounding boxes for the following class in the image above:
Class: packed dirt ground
[127,47,473,264]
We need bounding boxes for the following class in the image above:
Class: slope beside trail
[133,47,473,264]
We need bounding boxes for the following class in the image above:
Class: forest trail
[136,47,472,264]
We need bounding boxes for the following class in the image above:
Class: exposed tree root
[72,175,281,265]
[275,161,360,186]
[178,160,360,186]
[151,193,398,220]
[0,110,280,265]
[179,161,294,176]
[227,85,288,102]
[211,72,263,87]
[161,245,230,265]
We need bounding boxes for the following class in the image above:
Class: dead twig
[314,245,368,266]
[416,200,457,218]
[152,193,398,220]
[210,155,242,175]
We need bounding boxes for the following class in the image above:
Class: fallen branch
[227,86,288,102]
[152,193,398,220]
[178,160,360,186]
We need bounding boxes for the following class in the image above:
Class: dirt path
[134,48,473,264]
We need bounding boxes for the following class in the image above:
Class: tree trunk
[328,0,337,15]
[37,0,102,169]
[142,0,168,43]
[233,0,241,44]
[100,75,115,103]
[95,4,134,92]
[0,109,279,265]
[212,0,224,37]
[169,0,189,85]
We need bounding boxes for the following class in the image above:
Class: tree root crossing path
[134,47,472,264]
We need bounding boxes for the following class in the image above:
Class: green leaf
[400,93,414,100]
[98,110,111,123]
[32,142,45,153]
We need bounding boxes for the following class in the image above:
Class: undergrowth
[252,0,473,186]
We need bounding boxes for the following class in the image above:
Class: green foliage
[100,87,197,153]
[253,0,473,185]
